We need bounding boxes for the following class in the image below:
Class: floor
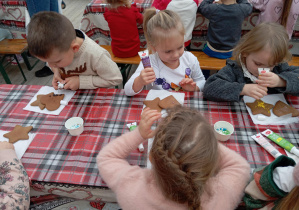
[0,0,91,86]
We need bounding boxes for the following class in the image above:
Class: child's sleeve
[97,128,145,191]
[124,62,145,96]
[275,64,299,96]
[238,0,253,17]
[0,147,30,209]
[203,65,245,101]
[201,144,251,209]
[189,53,206,91]
[198,0,218,18]
[80,50,123,89]
[132,3,143,25]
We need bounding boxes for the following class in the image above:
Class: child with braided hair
[97,106,250,209]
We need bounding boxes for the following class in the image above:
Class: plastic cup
[65,117,84,136]
[214,121,234,142]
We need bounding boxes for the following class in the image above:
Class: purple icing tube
[138,50,151,68]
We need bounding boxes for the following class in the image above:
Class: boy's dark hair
[27,11,76,58]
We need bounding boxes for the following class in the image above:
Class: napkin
[146,90,185,168]
[243,94,299,125]
[0,130,36,159]
[23,86,76,115]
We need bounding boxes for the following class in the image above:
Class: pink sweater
[97,129,251,210]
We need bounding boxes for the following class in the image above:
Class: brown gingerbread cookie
[158,95,181,109]
[40,92,65,111]
[143,97,162,112]
[246,99,274,117]
[273,100,299,117]
[3,125,33,144]
[31,94,46,110]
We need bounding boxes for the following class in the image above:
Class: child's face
[244,47,275,77]
[37,47,75,69]
[152,32,184,69]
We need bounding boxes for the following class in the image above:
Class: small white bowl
[65,117,84,136]
[214,121,234,142]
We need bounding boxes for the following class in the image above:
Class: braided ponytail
[150,106,219,209]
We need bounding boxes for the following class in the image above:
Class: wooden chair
[0,39,39,84]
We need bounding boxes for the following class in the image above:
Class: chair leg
[21,51,39,71]
[13,54,27,84]
[119,64,132,87]
[0,62,12,84]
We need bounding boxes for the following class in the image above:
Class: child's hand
[0,142,14,150]
[51,67,65,90]
[64,76,80,90]
[241,84,268,99]
[256,72,286,88]
[139,67,156,85]
[138,108,161,139]
[179,78,197,92]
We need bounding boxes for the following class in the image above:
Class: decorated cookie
[143,97,162,112]
[3,125,33,144]
[158,95,181,109]
[31,94,46,110]
[40,92,65,111]
[273,100,299,117]
[246,99,274,117]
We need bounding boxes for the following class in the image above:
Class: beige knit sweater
[59,31,122,89]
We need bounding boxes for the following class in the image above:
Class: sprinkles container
[214,121,234,141]
[65,117,84,136]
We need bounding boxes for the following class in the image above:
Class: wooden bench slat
[101,45,299,71]
[0,39,28,54]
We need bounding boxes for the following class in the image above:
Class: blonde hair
[281,0,293,29]
[105,0,131,9]
[143,8,185,51]
[150,106,219,210]
[233,22,291,66]
[276,187,299,210]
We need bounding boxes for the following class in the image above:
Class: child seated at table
[242,155,299,209]
[198,0,252,59]
[27,11,122,90]
[97,106,251,209]
[203,22,299,102]
[104,0,143,58]
[124,8,206,96]
[0,142,30,209]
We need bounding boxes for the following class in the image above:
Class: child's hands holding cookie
[179,78,198,92]
[138,108,161,139]
[256,72,286,88]
[64,76,80,90]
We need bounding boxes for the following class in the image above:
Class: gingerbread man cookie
[3,125,33,144]
[31,94,46,110]
[158,95,181,109]
[39,92,65,111]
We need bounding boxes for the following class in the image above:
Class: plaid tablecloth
[1,84,299,188]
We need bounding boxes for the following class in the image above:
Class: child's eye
[165,51,171,54]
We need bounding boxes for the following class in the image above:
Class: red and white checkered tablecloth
[0,84,298,188]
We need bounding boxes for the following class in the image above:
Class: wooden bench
[0,39,39,84]
[101,45,299,82]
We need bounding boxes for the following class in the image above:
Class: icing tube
[138,50,153,86]
[251,133,282,158]
[127,122,144,152]
[138,50,151,68]
[258,68,270,75]
[262,129,299,157]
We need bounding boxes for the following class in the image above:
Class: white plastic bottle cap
[290,147,299,157]
[60,100,68,105]
[257,115,266,121]
[138,143,144,152]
